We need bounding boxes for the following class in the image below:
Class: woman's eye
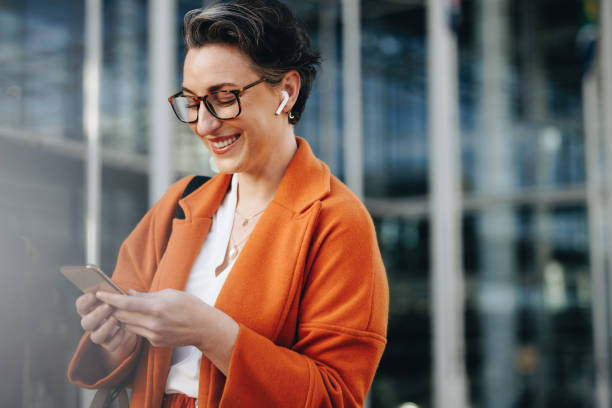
[213,92,235,104]
[183,97,199,108]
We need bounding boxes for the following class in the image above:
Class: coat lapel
[215,200,321,338]
[214,137,330,338]
[153,172,232,293]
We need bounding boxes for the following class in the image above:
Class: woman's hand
[75,291,138,369]
[96,289,207,349]
[96,289,239,375]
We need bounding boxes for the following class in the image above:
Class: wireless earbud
[275,90,289,115]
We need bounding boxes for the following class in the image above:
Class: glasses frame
[168,78,266,123]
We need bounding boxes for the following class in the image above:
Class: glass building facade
[1,0,610,407]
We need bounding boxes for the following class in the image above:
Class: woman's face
[182,44,291,176]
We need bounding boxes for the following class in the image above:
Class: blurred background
[1,0,610,407]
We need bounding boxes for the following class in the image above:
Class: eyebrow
[181,82,238,95]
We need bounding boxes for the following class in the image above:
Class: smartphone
[60,264,125,295]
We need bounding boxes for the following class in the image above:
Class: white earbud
[275,90,289,115]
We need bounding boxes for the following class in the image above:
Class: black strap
[175,175,210,219]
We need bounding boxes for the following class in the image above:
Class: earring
[288,111,295,120]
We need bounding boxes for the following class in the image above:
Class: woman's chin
[212,158,242,175]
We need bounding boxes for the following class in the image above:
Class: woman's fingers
[75,292,99,317]
[122,324,162,347]
[102,325,126,352]
[89,315,120,345]
[112,309,152,328]
[81,303,114,332]
[97,291,154,314]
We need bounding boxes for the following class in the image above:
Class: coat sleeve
[67,176,193,389]
[220,197,389,407]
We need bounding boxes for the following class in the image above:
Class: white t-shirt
[164,174,238,398]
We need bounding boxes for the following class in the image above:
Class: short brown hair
[182,0,320,125]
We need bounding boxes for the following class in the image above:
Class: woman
[68,1,388,407]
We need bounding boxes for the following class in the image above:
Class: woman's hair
[182,0,320,125]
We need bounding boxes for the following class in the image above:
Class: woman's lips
[209,134,241,155]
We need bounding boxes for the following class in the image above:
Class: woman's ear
[280,70,301,114]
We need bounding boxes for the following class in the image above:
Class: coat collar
[179,136,330,219]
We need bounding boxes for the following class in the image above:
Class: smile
[211,135,239,148]
[209,134,241,154]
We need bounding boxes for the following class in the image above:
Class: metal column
[340,4,368,406]
[475,0,517,407]
[82,0,102,405]
[341,0,364,199]
[427,1,467,407]
[149,0,177,205]
[84,0,102,267]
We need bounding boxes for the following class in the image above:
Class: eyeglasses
[168,78,266,123]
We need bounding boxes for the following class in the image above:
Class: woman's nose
[195,101,222,135]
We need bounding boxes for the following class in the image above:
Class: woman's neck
[235,132,298,213]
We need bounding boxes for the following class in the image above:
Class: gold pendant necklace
[228,244,240,261]
[235,207,267,227]
[228,210,263,261]
[228,233,250,261]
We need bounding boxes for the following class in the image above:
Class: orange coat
[68,137,389,407]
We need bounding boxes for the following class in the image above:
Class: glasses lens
[172,96,199,122]
[206,91,239,120]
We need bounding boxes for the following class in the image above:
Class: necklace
[228,234,249,261]
[227,211,263,261]
[235,207,266,227]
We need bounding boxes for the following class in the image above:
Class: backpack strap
[89,388,129,408]
[175,175,211,219]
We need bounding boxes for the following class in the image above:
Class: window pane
[459,0,586,195]
[464,205,593,407]
[362,1,427,198]
[0,0,84,141]
[101,0,149,153]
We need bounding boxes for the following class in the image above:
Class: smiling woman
[67,1,388,407]
[178,44,301,178]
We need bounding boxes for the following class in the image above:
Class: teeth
[211,135,239,149]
